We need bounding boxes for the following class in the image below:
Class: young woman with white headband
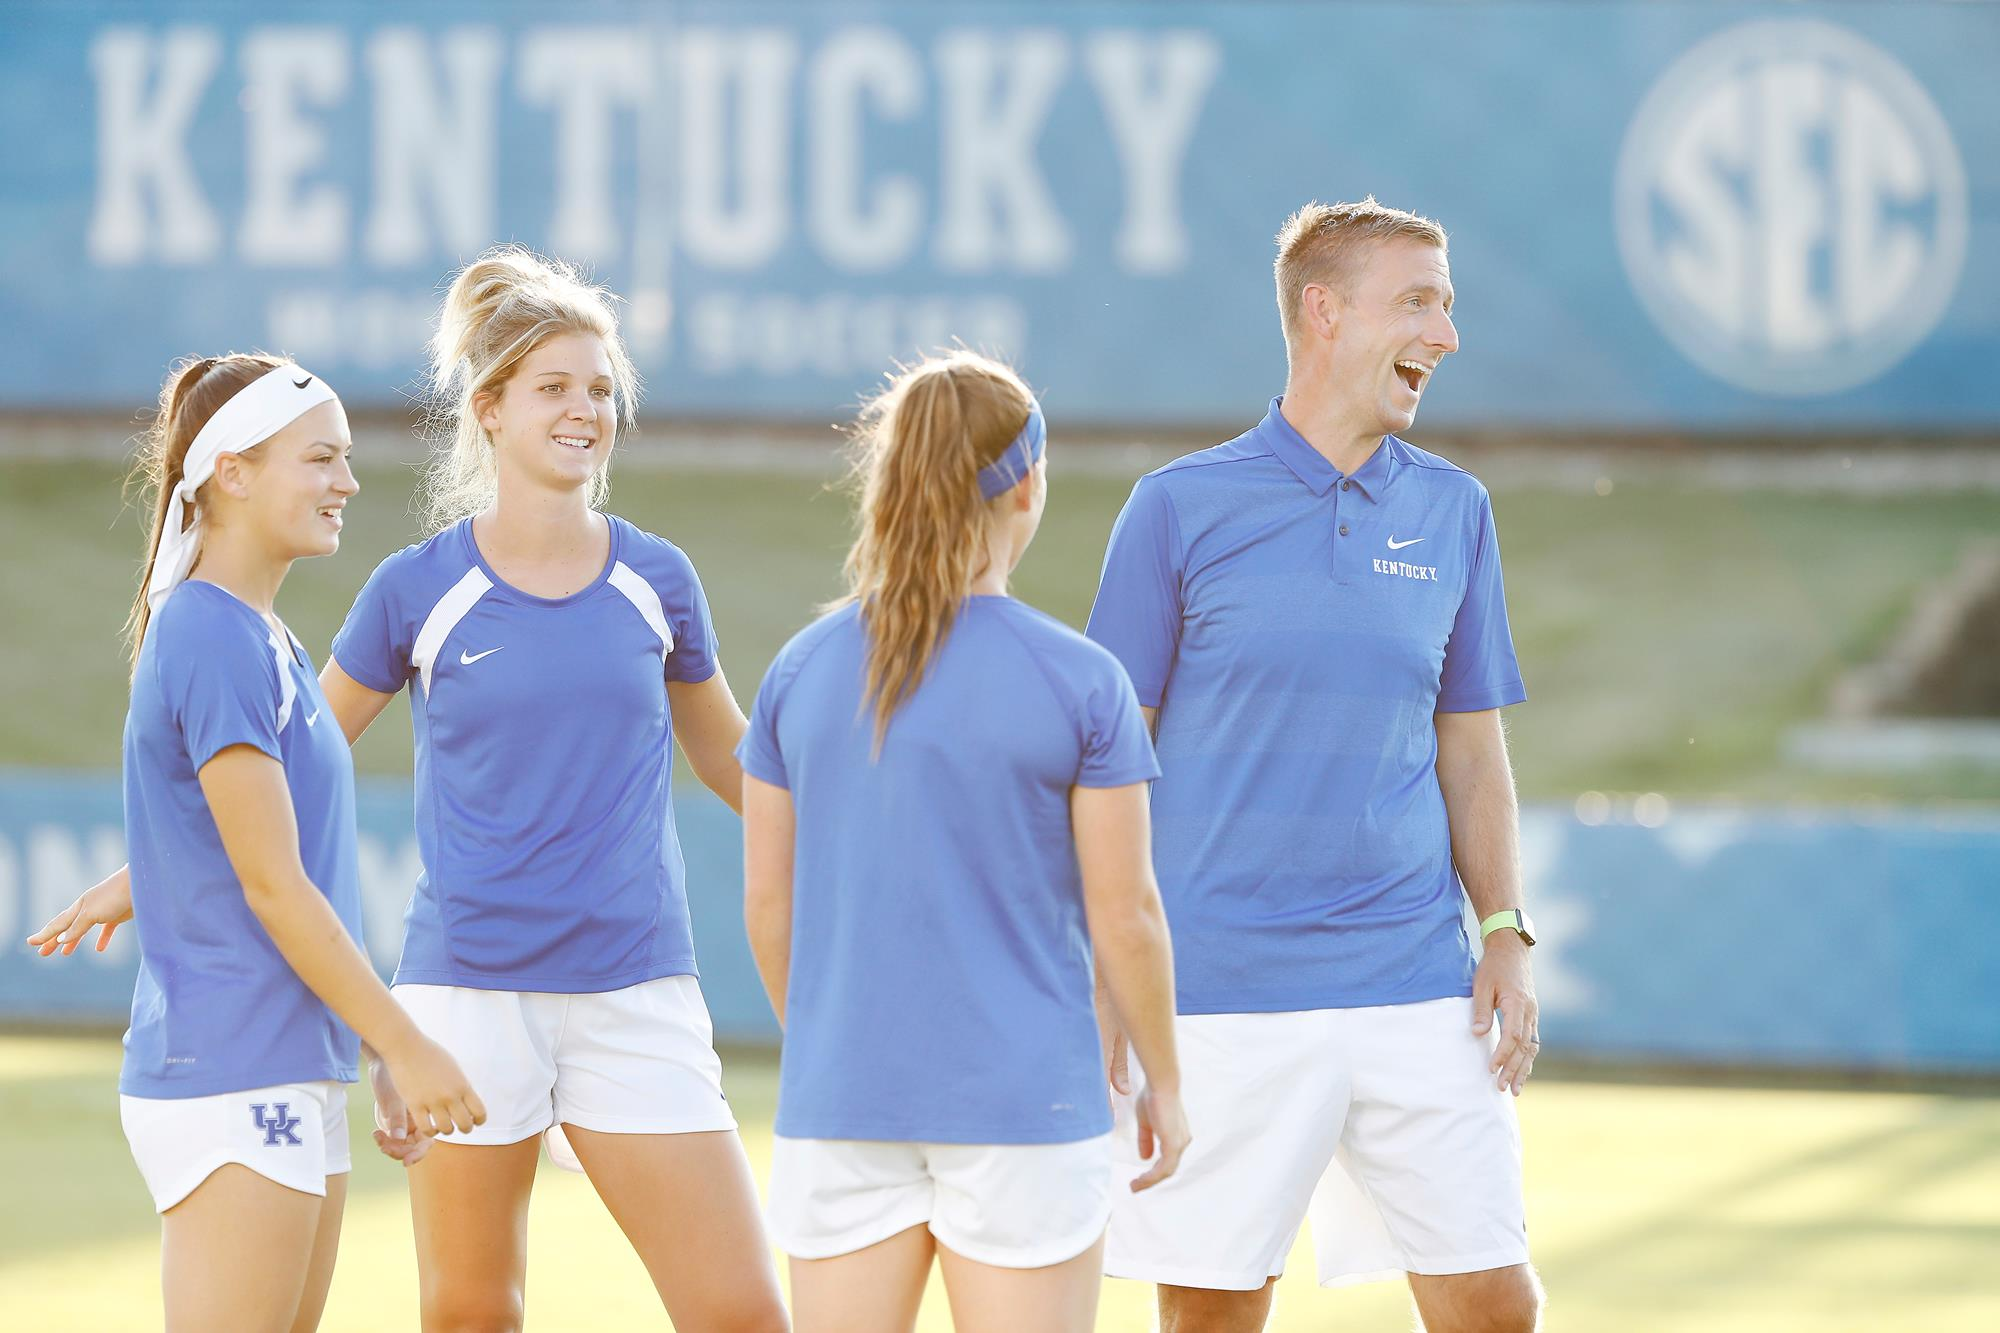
[41,263,785,1329]
[738,350,1190,1333]
[30,353,485,1332]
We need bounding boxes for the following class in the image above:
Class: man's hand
[1473,931,1539,1095]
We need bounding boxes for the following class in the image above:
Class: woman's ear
[209,451,255,501]
[473,388,501,439]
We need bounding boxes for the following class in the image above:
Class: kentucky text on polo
[1373,558,1441,580]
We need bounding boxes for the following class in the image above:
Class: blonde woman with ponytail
[313,248,785,1332]
[29,354,485,1331]
[739,350,1190,1332]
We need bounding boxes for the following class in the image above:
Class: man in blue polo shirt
[1088,198,1543,1332]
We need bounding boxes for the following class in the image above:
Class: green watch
[1479,908,1537,946]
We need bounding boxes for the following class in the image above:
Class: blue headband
[976,402,1046,500]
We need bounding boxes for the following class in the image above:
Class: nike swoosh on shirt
[1386,535,1426,550]
[459,647,504,665]
[304,709,321,727]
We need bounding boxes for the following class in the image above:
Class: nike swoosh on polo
[304,709,321,727]
[1386,535,1426,550]
[459,647,504,665]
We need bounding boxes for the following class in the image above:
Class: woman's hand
[369,1052,433,1166]
[377,1032,486,1139]
[26,866,133,956]
[1130,1083,1191,1192]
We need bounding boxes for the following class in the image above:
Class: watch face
[1515,910,1538,945]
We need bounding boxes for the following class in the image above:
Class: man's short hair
[1274,197,1448,348]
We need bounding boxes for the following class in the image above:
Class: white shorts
[121,1080,351,1213]
[770,1135,1116,1269]
[1106,997,1529,1290]
[392,974,736,1171]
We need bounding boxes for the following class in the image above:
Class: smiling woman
[309,245,790,1332]
[28,351,488,1333]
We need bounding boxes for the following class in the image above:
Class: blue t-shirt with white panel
[1086,398,1526,1015]
[738,597,1160,1145]
[121,582,364,1098]
[331,514,717,993]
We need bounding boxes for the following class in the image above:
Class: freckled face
[478,333,618,492]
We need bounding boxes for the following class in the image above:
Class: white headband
[145,363,338,622]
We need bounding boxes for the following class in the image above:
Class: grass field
[3,454,1998,802]
[3,1035,1997,1331]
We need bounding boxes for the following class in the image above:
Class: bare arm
[670,669,750,815]
[1434,707,1539,1095]
[29,663,398,956]
[198,743,485,1135]
[1074,781,1189,1190]
[741,774,795,1024]
[318,660,398,745]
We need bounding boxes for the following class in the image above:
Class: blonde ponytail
[840,350,1037,747]
[422,245,640,532]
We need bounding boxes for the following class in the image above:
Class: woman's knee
[420,1281,525,1333]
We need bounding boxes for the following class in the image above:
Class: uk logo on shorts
[250,1102,303,1147]
[1614,20,1968,396]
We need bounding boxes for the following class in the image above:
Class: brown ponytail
[125,352,287,670]
[839,350,1037,748]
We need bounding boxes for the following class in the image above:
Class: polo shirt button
[1340,480,1351,491]
[1338,524,1350,536]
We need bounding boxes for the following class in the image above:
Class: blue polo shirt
[1086,397,1525,1014]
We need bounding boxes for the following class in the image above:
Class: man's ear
[1300,282,1342,342]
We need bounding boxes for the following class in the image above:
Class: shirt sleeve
[1076,655,1163,788]
[1436,490,1528,713]
[735,652,790,789]
[661,545,720,685]
[164,615,285,770]
[1083,476,1184,708]
[330,555,413,694]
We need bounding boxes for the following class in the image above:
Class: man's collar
[1258,397,1397,499]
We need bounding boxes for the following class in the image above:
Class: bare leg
[160,1163,323,1333]
[936,1234,1104,1333]
[288,1173,348,1332]
[1408,1264,1544,1333]
[1158,1277,1279,1333]
[563,1124,788,1332]
[406,1136,541,1333]
[786,1223,934,1333]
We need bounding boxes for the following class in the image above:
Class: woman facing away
[30,353,483,1332]
[37,253,787,1333]
[738,350,1192,1333]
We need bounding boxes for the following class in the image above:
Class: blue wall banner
[1,2,1994,429]
[4,773,1998,1072]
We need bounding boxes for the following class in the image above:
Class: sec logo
[1614,20,1967,397]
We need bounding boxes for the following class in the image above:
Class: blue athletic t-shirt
[331,514,716,992]
[121,582,363,1098]
[1086,399,1526,1014]
[738,597,1159,1144]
